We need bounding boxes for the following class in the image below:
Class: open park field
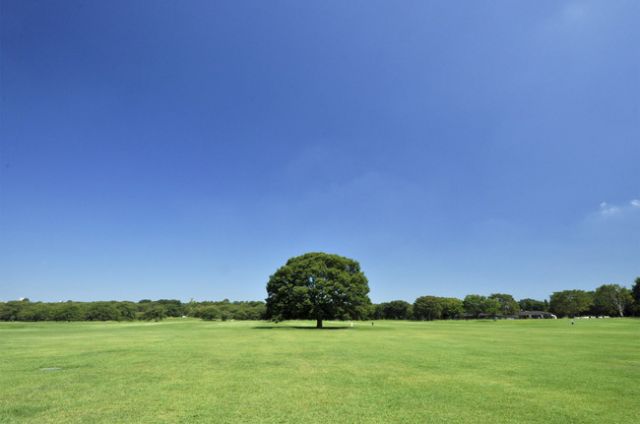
[1,319,638,423]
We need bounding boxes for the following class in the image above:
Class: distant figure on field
[371,322,374,326]
[571,319,575,325]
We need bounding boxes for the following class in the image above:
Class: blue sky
[1,0,638,303]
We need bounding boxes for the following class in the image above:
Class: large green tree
[549,290,593,317]
[265,252,371,328]
[413,296,464,320]
[379,300,412,320]
[632,277,640,316]
[439,297,464,319]
[518,298,548,312]
[489,293,520,316]
[463,295,485,317]
[413,296,443,321]
[482,298,501,317]
[593,284,633,317]
[463,295,500,318]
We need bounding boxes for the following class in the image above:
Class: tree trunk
[316,319,323,328]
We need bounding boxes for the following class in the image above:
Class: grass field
[1,319,638,423]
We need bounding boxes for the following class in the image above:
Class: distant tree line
[1,278,638,322]
[370,279,639,320]
[0,299,266,322]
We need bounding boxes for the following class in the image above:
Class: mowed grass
[0,319,638,423]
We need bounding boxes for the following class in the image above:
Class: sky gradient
[1,0,639,303]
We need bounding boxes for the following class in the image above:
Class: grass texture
[1,319,638,423]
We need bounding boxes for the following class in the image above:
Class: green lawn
[1,319,638,423]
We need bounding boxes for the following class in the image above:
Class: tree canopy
[413,296,464,320]
[489,293,520,316]
[549,290,593,317]
[593,284,633,317]
[3,276,638,323]
[376,300,412,320]
[265,252,371,328]
[463,295,500,318]
[518,298,548,312]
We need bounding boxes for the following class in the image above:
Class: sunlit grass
[0,319,638,423]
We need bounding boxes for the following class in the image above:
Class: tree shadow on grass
[252,325,351,330]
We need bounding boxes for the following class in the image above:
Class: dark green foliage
[631,277,640,316]
[2,276,636,322]
[155,299,185,317]
[518,298,548,312]
[192,301,266,321]
[372,304,385,319]
[51,303,83,321]
[361,304,376,320]
[196,306,221,321]
[462,295,502,318]
[0,301,22,321]
[141,306,167,321]
[413,296,443,320]
[489,293,520,316]
[462,295,485,317]
[265,252,371,328]
[0,299,265,322]
[411,297,466,320]
[85,302,124,321]
[482,298,501,317]
[16,303,52,321]
[115,302,137,320]
[136,299,183,318]
[439,298,464,319]
[632,277,640,302]
[592,284,633,317]
[376,300,412,320]
[549,290,594,317]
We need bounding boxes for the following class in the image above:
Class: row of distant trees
[374,281,638,320]
[0,299,265,322]
[373,284,640,321]
[1,278,638,322]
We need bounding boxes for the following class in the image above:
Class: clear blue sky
[1,1,638,303]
